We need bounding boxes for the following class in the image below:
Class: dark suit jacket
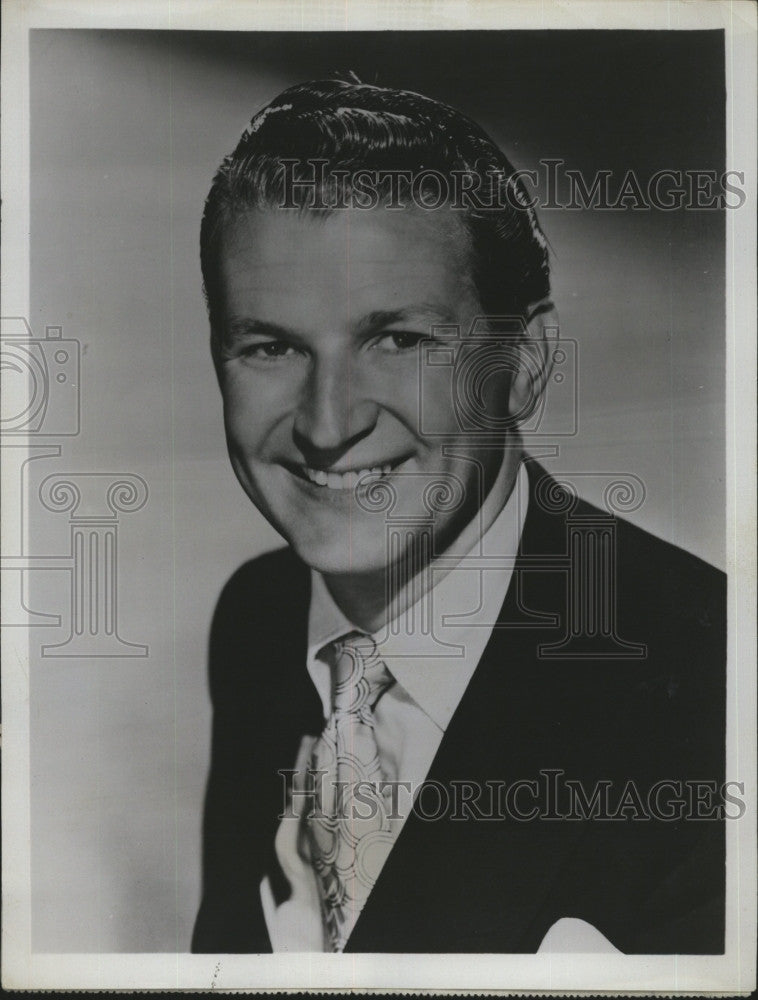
[192,460,726,954]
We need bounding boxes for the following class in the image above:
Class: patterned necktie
[305,631,396,952]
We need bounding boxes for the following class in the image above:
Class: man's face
[214,205,512,577]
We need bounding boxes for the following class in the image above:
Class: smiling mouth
[286,458,410,492]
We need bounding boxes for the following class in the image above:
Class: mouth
[285,457,411,492]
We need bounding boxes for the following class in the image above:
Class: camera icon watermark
[418,315,577,439]
[0,317,80,436]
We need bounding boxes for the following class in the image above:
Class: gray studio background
[27,30,725,951]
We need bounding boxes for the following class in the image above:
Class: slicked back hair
[201,79,550,334]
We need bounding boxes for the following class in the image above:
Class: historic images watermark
[276,158,747,212]
[279,769,746,823]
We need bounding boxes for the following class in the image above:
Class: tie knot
[324,631,393,715]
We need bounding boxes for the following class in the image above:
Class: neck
[323,447,523,634]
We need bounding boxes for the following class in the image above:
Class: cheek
[419,367,458,430]
[221,373,290,444]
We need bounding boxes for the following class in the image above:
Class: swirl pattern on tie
[306,631,396,952]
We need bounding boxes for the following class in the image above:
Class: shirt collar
[306,460,529,729]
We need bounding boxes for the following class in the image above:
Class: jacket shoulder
[215,545,308,614]
[524,462,725,625]
[596,503,725,621]
[207,545,309,705]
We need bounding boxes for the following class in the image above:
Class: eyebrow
[354,306,457,334]
[225,317,296,341]
[224,304,457,342]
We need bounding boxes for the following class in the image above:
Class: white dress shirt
[260,460,529,951]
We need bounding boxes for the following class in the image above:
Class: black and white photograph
[1,0,755,993]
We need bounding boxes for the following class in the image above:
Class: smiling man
[212,203,535,627]
[192,80,726,955]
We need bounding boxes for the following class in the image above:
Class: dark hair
[200,79,550,331]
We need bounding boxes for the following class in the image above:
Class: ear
[507,298,559,424]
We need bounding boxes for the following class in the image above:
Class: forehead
[217,205,478,329]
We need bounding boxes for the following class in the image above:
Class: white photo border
[2,0,755,993]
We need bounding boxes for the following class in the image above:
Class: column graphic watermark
[37,474,149,657]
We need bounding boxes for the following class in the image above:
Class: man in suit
[192,79,726,954]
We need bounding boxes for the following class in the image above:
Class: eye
[240,340,299,362]
[373,331,426,353]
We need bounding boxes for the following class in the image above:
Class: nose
[293,356,379,463]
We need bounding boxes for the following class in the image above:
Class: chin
[287,532,393,579]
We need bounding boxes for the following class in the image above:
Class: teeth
[302,464,398,490]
